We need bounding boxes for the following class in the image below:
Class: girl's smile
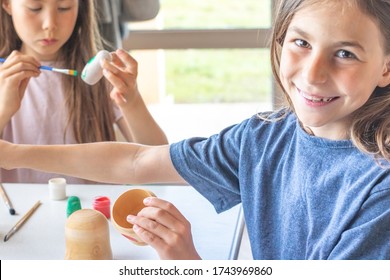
[296,87,339,106]
[279,2,390,140]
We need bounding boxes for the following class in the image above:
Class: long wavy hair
[270,0,390,162]
[0,0,116,143]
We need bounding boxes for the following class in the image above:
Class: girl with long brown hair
[0,0,167,183]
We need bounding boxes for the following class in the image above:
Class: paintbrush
[0,57,78,76]
[0,183,16,215]
[4,200,41,242]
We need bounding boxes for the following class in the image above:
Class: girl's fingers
[101,58,135,90]
[130,206,186,235]
[0,58,40,94]
[109,52,125,68]
[102,50,138,77]
[5,50,40,66]
[127,199,191,243]
[103,67,129,91]
[101,51,140,104]
[127,213,178,245]
[1,62,40,77]
[132,223,164,246]
[0,70,39,86]
[126,198,190,235]
[127,209,200,260]
[115,49,138,74]
[132,223,181,259]
[143,197,189,225]
[2,51,40,70]
[0,52,41,79]
[100,59,121,75]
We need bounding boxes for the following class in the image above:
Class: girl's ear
[2,0,12,15]
[378,58,390,88]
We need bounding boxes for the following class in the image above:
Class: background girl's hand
[127,197,202,260]
[100,49,168,145]
[0,51,40,125]
[101,49,140,107]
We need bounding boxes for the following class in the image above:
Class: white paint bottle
[81,50,112,85]
[48,177,67,200]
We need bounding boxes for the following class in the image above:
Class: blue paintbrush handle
[0,57,77,76]
[39,65,53,71]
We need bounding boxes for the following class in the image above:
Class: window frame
[122,0,281,107]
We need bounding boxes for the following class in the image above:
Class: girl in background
[1,0,390,259]
[0,0,167,183]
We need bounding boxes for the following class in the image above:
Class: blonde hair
[270,0,390,162]
[0,0,116,143]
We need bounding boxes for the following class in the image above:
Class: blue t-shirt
[170,111,390,259]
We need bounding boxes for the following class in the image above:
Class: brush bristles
[51,68,78,77]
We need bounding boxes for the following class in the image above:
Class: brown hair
[270,0,390,162]
[0,0,116,143]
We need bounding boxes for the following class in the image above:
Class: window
[124,0,276,140]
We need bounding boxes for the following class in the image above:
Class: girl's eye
[294,39,310,48]
[58,7,72,12]
[27,6,71,12]
[336,50,356,59]
[28,7,42,12]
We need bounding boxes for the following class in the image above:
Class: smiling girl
[1,0,390,259]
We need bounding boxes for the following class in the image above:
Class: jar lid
[93,196,110,207]
[67,196,82,217]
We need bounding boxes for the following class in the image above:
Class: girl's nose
[302,53,328,85]
[42,10,58,31]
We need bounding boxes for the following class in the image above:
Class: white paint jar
[81,50,112,85]
[48,177,67,200]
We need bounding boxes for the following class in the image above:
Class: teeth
[301,91,333,103]
[311,97,333,103]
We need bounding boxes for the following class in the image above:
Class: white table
[0,183,244,260]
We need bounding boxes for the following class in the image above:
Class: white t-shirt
[1,66,121,183]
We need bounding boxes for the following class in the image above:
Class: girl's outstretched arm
[0,141,185,185]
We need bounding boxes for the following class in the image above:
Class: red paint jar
[93,196,111,219]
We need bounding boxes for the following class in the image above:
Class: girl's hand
[127,197,202,260]
[0,51,40,124]
[100,49,168,145]
[101,49,140,107]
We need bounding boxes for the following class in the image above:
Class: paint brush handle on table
[0,183,15,215]
[4,200,41,242]
[0,57,78,76]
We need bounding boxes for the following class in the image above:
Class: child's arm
[0,52,40,135]
[0,140,185,185]
[127,196,202,260]
[115,93,168,145]
[102,49,168,145]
